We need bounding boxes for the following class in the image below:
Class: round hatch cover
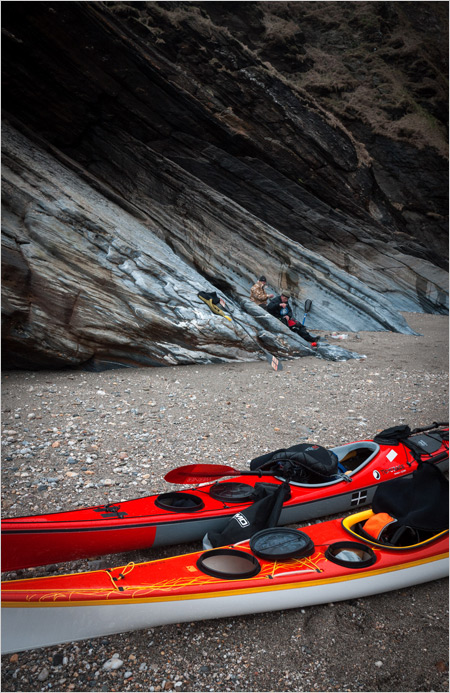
[154,492,204,512]
[250,528,314,560]
[209,482,256,503]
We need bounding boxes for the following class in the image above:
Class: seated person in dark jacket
[266,292,319,344]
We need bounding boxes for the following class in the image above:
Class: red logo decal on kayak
[381,464,407,475]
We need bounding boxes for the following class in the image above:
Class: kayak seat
[331,442,380,475]
[361,512,420,545]
[355,514,435,547]
[343,510,448,549]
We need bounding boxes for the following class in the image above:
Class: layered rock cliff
[2,2,448,370]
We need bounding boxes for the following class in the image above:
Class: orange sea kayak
[2,506,448,654]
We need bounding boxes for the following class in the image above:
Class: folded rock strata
[1,2,448,369]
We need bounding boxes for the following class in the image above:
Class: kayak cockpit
[277,441,380,487]
[343,461,449,548]
[342,510,449,549]
[333,441,380,474]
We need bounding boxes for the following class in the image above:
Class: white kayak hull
[2,554,447,654]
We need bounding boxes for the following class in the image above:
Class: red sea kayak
[2,423,448,572]
[2,506,448,654]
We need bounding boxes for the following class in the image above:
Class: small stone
[38,667,49,681]
[375,661,383,668]
[103,656,123,671]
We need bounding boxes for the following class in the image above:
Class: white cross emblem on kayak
[350,490,368,506]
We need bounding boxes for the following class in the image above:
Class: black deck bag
[361,462,449,545]
[203,481,290,549]
[250,443,338,483]
[373,425,412,445]
[374,424,447,460]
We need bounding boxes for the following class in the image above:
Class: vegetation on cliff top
[107,1,448,157]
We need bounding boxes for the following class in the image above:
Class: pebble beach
[1,312,448,693]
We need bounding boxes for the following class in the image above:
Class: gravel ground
[1,312,448,692]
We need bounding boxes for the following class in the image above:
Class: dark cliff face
[1,2,448,370]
